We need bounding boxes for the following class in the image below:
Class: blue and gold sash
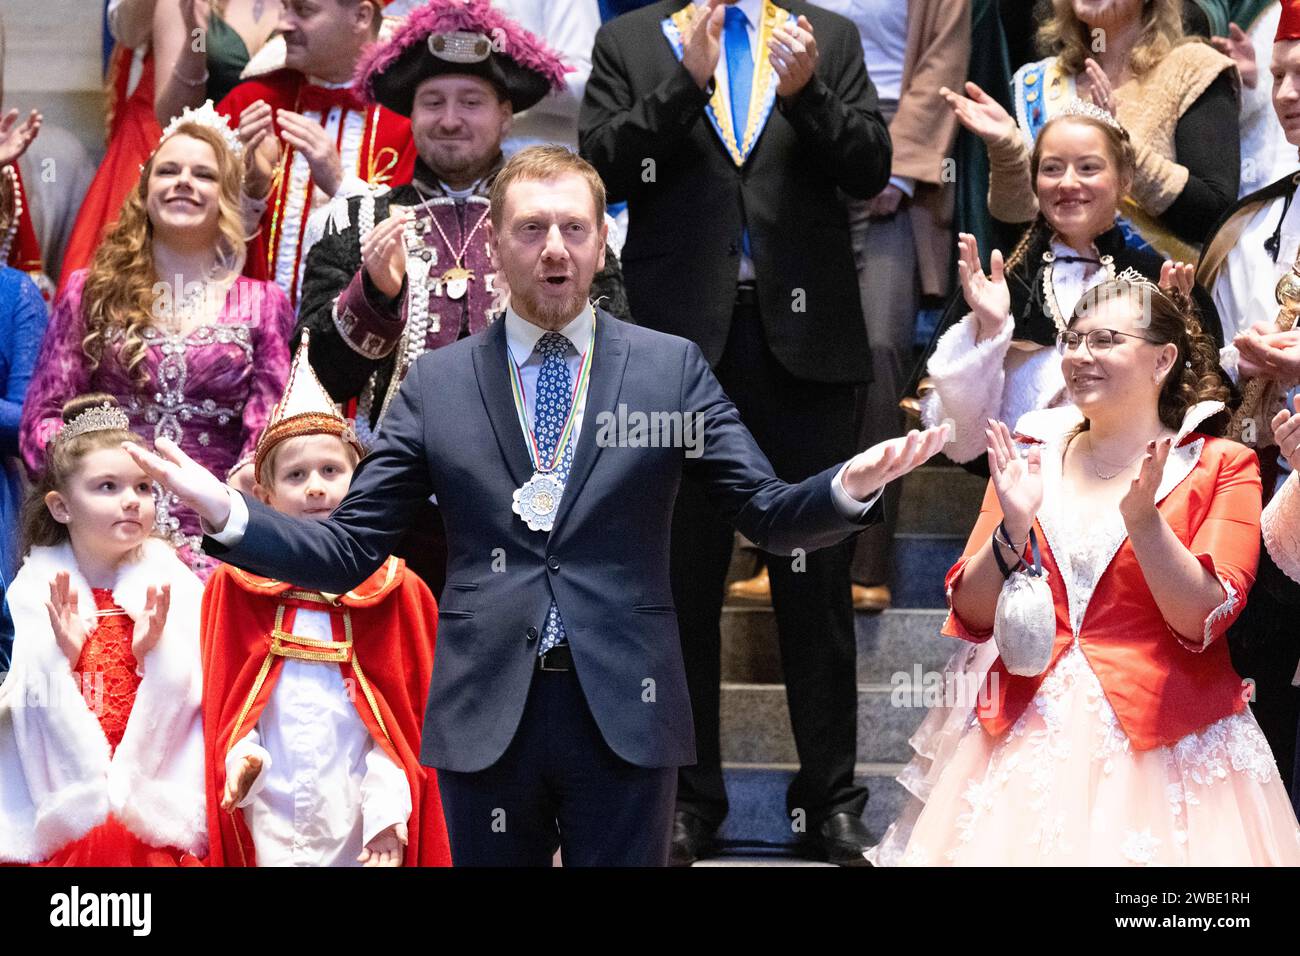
[661,1,794,166]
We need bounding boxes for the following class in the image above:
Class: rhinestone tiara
[160,100,244,159]
[1058,98,1126,135]
[54,402,132,448]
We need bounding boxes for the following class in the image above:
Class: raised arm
[1123,438,1260,650]
[578,17,716,202]
[680,342,942,555]
[129,357,437,593]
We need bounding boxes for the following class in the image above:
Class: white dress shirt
[226,606,412,867]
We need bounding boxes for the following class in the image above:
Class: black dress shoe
[811,811,873,867]
[669,810,717,867]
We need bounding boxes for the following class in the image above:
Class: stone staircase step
[712,762,909,852]
[721,606,957,684]
[892,533,966,607]
[719,682,927,765]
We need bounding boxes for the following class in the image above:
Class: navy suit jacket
[206,311,879,771]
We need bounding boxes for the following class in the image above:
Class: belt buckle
[538,648,569,672]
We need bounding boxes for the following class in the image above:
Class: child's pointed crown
[254,330,365,480]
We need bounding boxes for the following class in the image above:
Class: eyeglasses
[1055,328,1164,354]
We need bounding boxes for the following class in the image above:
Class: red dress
[33,590,200,867]
[58,46,163,293]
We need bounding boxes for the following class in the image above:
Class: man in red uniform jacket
[217,0,414,305]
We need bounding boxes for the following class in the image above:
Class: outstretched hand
[358,822,407,867]
[221,753,263,812]
[125,437,233,531]
[841,425,950,502]
[939,81,1018,146]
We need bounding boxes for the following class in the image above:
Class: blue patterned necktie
[534,331,575,654]
[724,5,753,256]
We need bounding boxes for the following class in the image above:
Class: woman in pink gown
[870,273,1300,866]
[21,107,291,579]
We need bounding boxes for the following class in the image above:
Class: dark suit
[206,312,878,864]
[580,0,890,830]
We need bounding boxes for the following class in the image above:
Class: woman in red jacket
[873,275,1300,865]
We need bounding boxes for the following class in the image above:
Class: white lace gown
[870,512,1300,866]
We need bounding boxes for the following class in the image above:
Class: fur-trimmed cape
[0,538,207,863]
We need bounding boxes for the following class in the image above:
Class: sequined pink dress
[20,269,293,577]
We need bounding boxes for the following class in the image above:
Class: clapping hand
[125,437,233,532]
[956,232,1010,341]
[841,425,950,502]
[1158,259,1195,297]
[1274,407,1300,472]
[1234,322,1300,385]
[1211,23,1258,90]
[237,101,281,199]
[769,17,819,99]
[45,571,87,668]
[939,81,1019,146]
[1118,437,1172,533]
[986,420,1042,543]
[681,0,725,90]
[276,109,344,198]
[132,584,171,662]
[358,823,407,867]
[362,206,413,299]
[0,109,41,169]
[1082,58,1117,116]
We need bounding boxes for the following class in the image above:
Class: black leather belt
[735,281,757,306]
[537,644,574,672]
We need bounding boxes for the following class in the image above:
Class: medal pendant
[441,267,473,300]
[512,472,565,532]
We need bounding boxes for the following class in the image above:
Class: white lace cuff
[1176,575,1239,654]
[1263,471,1300,586]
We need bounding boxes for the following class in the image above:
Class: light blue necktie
[534,332,576,655]
[724,5,753,256]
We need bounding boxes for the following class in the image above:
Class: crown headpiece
[160,100,244,159]
[54,402,132,448]
[254,330,365,479]
[1058,98,1126,136]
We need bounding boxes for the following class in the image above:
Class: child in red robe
[200,331,449,866]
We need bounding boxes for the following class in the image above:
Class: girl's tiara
[54,402,132,448]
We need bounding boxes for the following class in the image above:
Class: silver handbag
[992,525,1055,677]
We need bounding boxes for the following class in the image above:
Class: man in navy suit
[129,146,947,867]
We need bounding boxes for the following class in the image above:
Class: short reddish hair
[488,145,606,228]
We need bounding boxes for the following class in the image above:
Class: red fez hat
[1278,0,1300,42]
